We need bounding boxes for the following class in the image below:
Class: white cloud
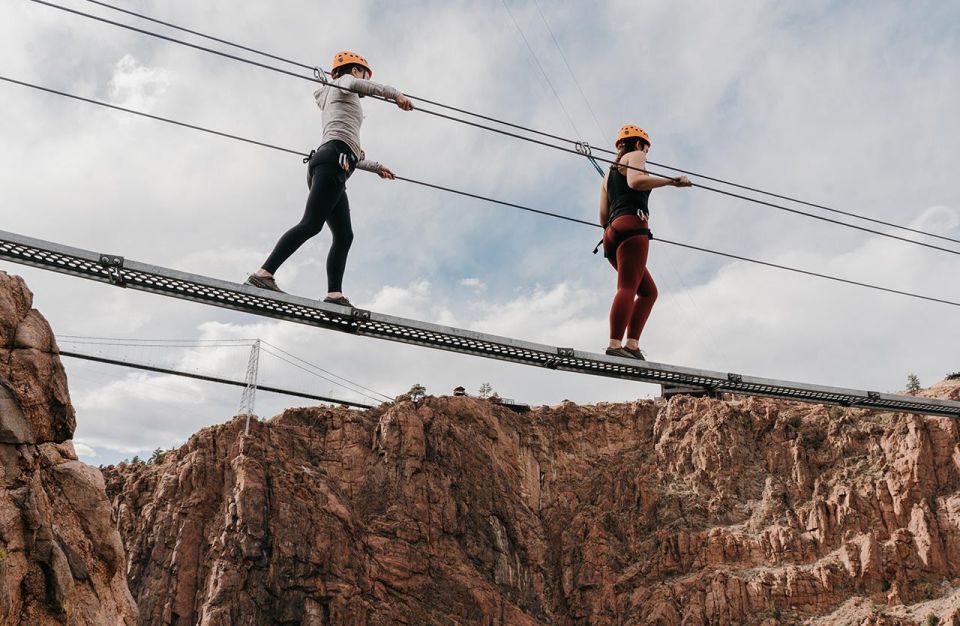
[460,277,486,291]
[73,441,97,458]
[2,0,958,459]
[470,283,602,348]
[366,280,460,326]
[108,54,171,111]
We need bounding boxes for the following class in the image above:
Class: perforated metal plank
[2,229,958,418]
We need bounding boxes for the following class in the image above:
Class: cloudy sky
[2,0,958,465]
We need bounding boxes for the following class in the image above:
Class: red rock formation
[104,377,960,625]
[0,271,137,625]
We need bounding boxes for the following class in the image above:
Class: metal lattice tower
[238,339,260,433]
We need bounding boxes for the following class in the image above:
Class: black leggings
[262,140,355,292]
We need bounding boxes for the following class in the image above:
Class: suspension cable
[59,334,256,344]
[58,333,393,402]
[60,349,375,408]
[531,0,607,139]
[500,0,584,139]
[258,346,388,405]
[3,74,958,308]
[259,341,394,402]
[57,0,960,247]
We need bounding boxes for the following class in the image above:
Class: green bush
[907,373,921,394]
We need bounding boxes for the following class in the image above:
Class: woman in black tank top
[600,125,691,360]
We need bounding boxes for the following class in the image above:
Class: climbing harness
[591,149,652,255]
[596,217,653,258]
[301,146,357,172]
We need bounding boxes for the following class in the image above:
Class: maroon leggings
[604,215,658,341]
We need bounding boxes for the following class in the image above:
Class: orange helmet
[331,50,372,77]
[616,124,651,148]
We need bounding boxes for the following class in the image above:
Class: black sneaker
[623,346,646,360]
[245,274,285,293]
[323,295,353,307]
[604,347,633,359]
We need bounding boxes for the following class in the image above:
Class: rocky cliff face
[103,369,960,625]
[0,271,137,625]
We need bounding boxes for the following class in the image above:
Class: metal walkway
[2,229,958,418]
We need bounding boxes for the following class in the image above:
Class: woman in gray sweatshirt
[246,50,413,306]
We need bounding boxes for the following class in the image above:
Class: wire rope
[3,74,958,308]
[49,0,960,247]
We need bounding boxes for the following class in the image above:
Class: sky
[1,0,958,465]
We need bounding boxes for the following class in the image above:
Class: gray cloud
[2,0,957,464]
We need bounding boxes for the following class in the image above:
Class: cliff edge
[0,271,137,625]
[104,376,960,625]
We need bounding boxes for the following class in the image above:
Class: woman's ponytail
[610,138,645,175]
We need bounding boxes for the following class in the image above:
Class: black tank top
[606,166,650,225]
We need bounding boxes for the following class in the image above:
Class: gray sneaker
[604,347,634,359]
[245,274,285,293]
[323,295,353,307]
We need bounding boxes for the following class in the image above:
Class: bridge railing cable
[2,73,958,308]
[37,0,960,248]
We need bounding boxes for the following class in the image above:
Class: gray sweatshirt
[313,75,402,173]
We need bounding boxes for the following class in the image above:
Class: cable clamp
[867,391,881,400]
[576,141,606,176]
[727,373,743,384]
[544,348,574,370]
[98,254,126,287]
[314,67,327,84]
[339,307,371,334]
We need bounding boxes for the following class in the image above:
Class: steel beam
[2,229,958,417]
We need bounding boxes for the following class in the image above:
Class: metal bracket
[545,347,574,370]
[98,254,126,287]
[727,373,743,384]
[341,307,370,334]
[867,391,881,400]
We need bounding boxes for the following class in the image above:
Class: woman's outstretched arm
[336,75,413,110]
[624,152,691,190]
